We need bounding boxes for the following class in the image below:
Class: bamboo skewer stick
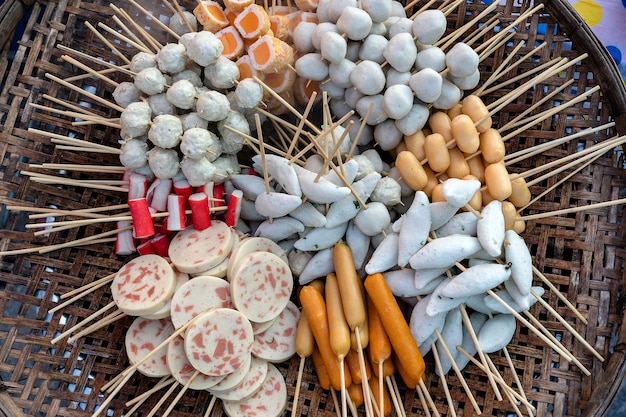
[96,21,155,54]
[49,277,114,314]
[110,7,162,52]
[28,128,120,152]
[57,44,135,78]
[60,55,120,87]
[68,309,127,342]
[502,347,535,417]
[127,0,181,40]
[58,273,115,300]
[29,163,127,173]
[41,94,115,120]
[483,355,525,417]
[84,21,134,64]
[24,172,127,192]
[38,225,133,254]
[431,343,457,417]
[145,380,180,417]
[162,371,200,417]
[65,66,128,83]
[415,382,432,417]
[385,376,406,417]
[30,104,122,128]
[92,370,135,417]
[51,301,116,344]
[520,197,626,221]
[44,73,125,112]
[125,376,175,407]
[437,1,500,50]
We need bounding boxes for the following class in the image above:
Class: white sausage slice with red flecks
[230,251,293,323]
[207,350,252,393]
[125,317,175,377]
[250,317,278,335]
[211,356,268,401]
[142,270,190,320]
[168,221,235,274]
[184,308,254,376]
[167,335,225,389]
[252,301,300,362]
[111,254,177,316]
[222,363,287,417]
[169,275,232,329]
[226,237,289,281]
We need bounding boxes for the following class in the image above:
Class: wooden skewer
[65,66,128,83]
[51,301,116,344]
[145,380,180,417]
[418,379,441,417]
[83,21,133,65]
[24,173,127,193]
[385,376,406,417]
[532,266,588,324]
[290,356,306,417]
[286,91,318,159]
[61,55,119,87]
[415,380,432,417]
[162,371,200,417]
[44,72,125,112]
[202,396,217,417]
[41,94,115,121]
[431,343,457,417]
[433,328,482,414]
[68,310,126,343]
[439,0,464,15]
[437,1,500,50]
[38,225,133,254]
[463,16,500,49]
[96,20,155,54]
[406,0,437,15]
[329,388,342,417]
[112,7,164,52]
[502,347,535,417]
[30,104,122,128]
[29,163,126,174]
[56,44,135,79]
[355,327,375,417]
[170,0,194,32]
[28,127,120,152]
[49,276,115,314]
[0,236,117,257]
[91,370,135,417]
[125,376,175,407]
[458,304,503,401]
[127,0,181,40]
[60,272,116,300]
[483,354,525,417]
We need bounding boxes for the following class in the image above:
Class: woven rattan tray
[1,0,626,416]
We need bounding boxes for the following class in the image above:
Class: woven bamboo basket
[1,0,626,416]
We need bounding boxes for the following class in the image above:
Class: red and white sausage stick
[137,239,157,255]
[212,182,226,208]
[189,192,211,230]
[225,189,243,227]
[167,194,186,232]
[174,179,193,206]
[150,234,170,258]
[115,220,136,255]
[128,173,148,200]
[147,178,172,212]
[128,197,155,239]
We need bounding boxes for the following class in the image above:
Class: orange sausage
[350,315,369,351]
[395,151,429,191]
[461,174,482,212]
[446,146,470,179]
[345,349,372,385]
[300,285,352,391]
[311,345,331,390]
[430,183,445,203]
[367,294,391,365]
[450,114,480,154]
[347,383,364,408]
[295,312,314,358]
[501,200,517,231]
[393,350,421,389]
[509,177,531,208]
[428,111,453,141]
[405,130,427,161]
[325,273,351,361]
[479,128,506,164]
[424,133,451,173]
[364,273,425,385]
[370,354,396,378]
[467,153,485,183]
[333,242,367,332]
[462,95,492,133]
[369,376,392,416]
[422,165,439,198]
[484,162,512,201]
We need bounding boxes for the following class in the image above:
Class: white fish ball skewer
[320,31,347,64]
[446,42,480,78]
[350,60,386,95]
[295,53,329,81]
[336,6,373,41]
[410,68,443,103]
[384,32,418,72]
[412,9,447,45]
[395,103,430,136]
[382,84,415,120]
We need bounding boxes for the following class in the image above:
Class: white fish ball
[234,78,263,109]
[350,60,385,95]
[119,139,148,169]
[355,94,387,125]
[148,114,183,149]
[180,128,220,160]
[320,31,347,64]
[312,22,339,50]
[374,119,403,150]
[180,112,208,131]
[415,46,447,71]
[369,22,387,36]
[412,9,447,45]
[212,154,240,184]
[113,81,141,108]
[166,79,196,110]
[148,93,175,116]
[134,67,167,95]
[316,0,331,22]
[354,201,391,236]
[383,83,414,120]
[446,42,480,78]
[320,80,345,100]
[336,7,372,41]
[410,68,443,103]
[432,78,462,109]
[120,101,151,139]
[204,56,240,89]
[169,11,197,36]
[186,31,223,66]
[448,68,481,90]
[156,43,187,74]
[178,32,196,50]
[346,41,361,61]
[384,32,418,73]
[148,147,180,179]
[387,17,413,38]
[394,103,430,136]
[130,52,157,73]
[330,98,353,119]
[358,34,388,64]
[352,154,376,180]
[390,1,407,17]
[327,0,358,22]
[386,68,411,87]
[218,110,250,155]
[328,59,356,88]
[171,69,203,88]
[361,0,392,22]
[361,148,385,173]
[292,21,316,53]
[196,90,230,121]
[180,156,216,186]
[370,176,402,207]
[344,87,364,108]
[295,53,329,82]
